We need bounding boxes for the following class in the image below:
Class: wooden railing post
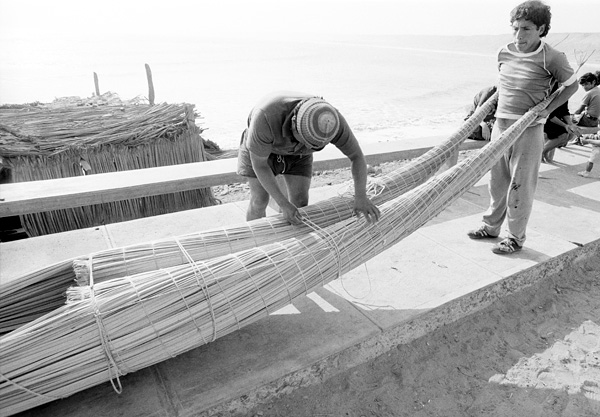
[93,72,100,96]
[145,64,155,105]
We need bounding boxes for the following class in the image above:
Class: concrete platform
[2,142,599,417]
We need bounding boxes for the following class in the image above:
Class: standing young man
[467,0,579,254]
[237,92,380,225]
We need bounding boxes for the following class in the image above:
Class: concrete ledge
[201,238,599,416]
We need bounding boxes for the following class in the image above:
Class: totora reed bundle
[74,92,499,285]
[0,94,498,334]
[0,90,555,416]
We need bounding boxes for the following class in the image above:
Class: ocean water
[1,34,594,149]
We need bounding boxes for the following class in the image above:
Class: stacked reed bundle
[0,103,217,236]
[0,94,498,335]
[0,91,551,416]
[0,260,75,334]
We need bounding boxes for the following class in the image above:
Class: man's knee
[284,174,311,208]
[247,193,269,220]
[290,194,309,208]
[249,190,270,209]
[246,178,270,215]
[287,182,310,208]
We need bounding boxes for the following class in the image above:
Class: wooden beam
[0,140,486,217]
[0,159,238,217]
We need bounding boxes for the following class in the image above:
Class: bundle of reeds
[0,260,75,334]
[0,94,498,335]
[0,95,497,333]
[0,91,552,416]
[0,103,217,236]
[73,89,497,284]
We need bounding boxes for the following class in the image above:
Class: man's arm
[547,114,580,136]
[582,137,600,146]
[338,143,380,224]
[539,82,579,119]
[579,125,600,135]
[547,116,562,127]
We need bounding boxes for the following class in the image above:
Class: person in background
[237,91,380,225]
[576,123,600,178]
[578,134,600,178]
[467,0,578,255]
[542,95,579,163]
[465,85,497,140]
[570,72,600,145]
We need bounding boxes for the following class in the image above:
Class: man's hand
[536,109,550,121]
[353,196,380,224]
[567,125,582,136]
[480,122,492,140]
[280,201,303,225]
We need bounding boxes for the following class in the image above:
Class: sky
[0,0,598,40]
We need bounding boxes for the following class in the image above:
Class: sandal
[492,238,522,255]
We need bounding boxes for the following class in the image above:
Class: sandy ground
[235,250,600,417]
[212,156,417,205]
[209,153,600,417]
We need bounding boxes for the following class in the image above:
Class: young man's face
[511,19,544,53]
[580,82,596,92]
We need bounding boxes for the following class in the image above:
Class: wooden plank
[0,159,239,217]
[0,139,486,217]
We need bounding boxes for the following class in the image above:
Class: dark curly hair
[579,72,598,86]
[510,1,552,37]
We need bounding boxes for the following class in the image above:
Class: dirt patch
[211,151,470,205]
[235,253,600,417]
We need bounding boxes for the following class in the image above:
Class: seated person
[465,85,497,140]
[542,99,578,163]
[570,72,600,144]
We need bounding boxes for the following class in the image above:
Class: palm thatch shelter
[0,102,218,237]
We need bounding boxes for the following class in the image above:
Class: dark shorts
[577,114,599,128]
[237,131,313,178]
[468,126,486,141]
[544,124,568,140]
[544,132,570,148]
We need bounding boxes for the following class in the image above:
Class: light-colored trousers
[481,118,544,246]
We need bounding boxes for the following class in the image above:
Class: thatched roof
[0,102,202,158]
[0,100,216,237]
